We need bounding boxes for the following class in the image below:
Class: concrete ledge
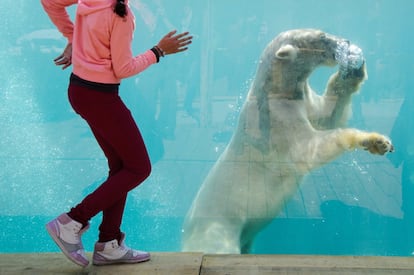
[1,253,414,275]
[0,253,203,275]
[201,254,414,275]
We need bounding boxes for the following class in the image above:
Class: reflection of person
[134,0,200,138]
[41,0,192,267]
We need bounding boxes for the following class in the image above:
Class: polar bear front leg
[316,44,367,129]
[316,63,367,129]
[327,42,367,97]
[302,129,394,171]
[325,62,367,98]
[332,129,394,155]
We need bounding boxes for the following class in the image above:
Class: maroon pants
[67,84,151,242]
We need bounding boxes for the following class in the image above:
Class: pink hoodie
[41,0,157,84]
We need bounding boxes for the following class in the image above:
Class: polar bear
[182,29,394,254]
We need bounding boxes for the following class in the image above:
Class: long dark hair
[114,0,127,17]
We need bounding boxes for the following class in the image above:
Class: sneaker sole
[46,223,89,267]
[92,254,151,266]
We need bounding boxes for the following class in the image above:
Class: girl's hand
[54,43,72,70]
[157,30,193,55]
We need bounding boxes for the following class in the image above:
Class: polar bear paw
[361,134,394,155]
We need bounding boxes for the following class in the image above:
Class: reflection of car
[15,29,65,55]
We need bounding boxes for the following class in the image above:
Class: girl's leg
[67,85,151,239]
[99,195,127,242]
[89,126,128,242]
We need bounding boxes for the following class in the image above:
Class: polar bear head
[251,29,352,99]
[273,29,340,66]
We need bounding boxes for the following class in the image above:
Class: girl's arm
[40,0,77,42]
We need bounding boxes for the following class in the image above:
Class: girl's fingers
[165,30,177,38]
[174,31,189,38]
[54,54,64,62]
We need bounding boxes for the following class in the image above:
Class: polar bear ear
[275,44,298,60]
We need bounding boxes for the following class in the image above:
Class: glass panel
[0,0,412,256]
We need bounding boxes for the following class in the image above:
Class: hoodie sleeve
[41,0,78,42]
[110,11,157,79]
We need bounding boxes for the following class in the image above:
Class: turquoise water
[1,0,413,255]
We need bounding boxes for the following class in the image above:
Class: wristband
[150,47,160,63]
[154,45,165,57]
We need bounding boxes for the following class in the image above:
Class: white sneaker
[46,213,89,267]
[92,233,150,265]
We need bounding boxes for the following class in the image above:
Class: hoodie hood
[78,0,123,16]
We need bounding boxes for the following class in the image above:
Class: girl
[41,0,192,267]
